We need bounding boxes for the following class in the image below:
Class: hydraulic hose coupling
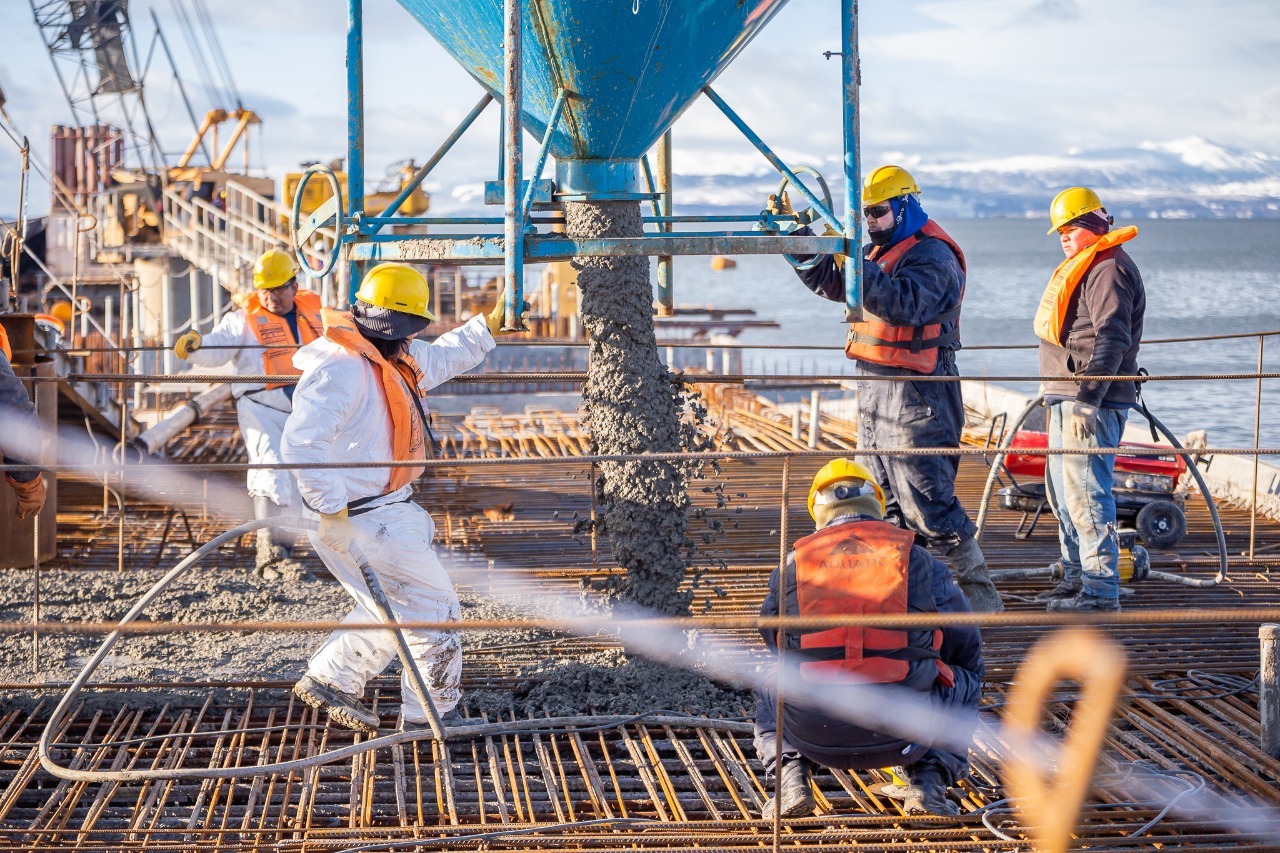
[1118,545,1150,584]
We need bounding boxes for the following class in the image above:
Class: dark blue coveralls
[796,221,975,550]
[753,514,984,785]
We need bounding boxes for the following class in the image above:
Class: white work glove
[317,507,354,552]
[174,330,202,360]
[1069,401,1099,443]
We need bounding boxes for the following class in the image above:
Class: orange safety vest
[845,221,966,374]
[0,324,10,362]
[793,520,953,687]
[1033,225,1138,346]
[321,307,428,495]
[232,289,323,388]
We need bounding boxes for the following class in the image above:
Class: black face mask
[868,226,895,247]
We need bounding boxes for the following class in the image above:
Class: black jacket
[1039,245,1145,407]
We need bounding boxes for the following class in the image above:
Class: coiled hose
[976,395,1228,587]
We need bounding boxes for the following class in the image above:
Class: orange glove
[6,474,46,520]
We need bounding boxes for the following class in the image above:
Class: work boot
[943,537,1004,613]
[401,710,486,737]
[1046,592,1120,613]
[900,763,959,817]
[1034,579,1082,601]
[761,757,814,819]
[1033,561,1082,601]
[293,675,380,735]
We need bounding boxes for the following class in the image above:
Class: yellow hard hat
[807,458,885,521]
[49,300,75,324]
[1047,187,1104,234]
[862,165,920,207]
[355,262,437,320]
[253,249,300,290]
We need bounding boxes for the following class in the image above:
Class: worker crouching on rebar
[1034,188,1146,613]
[753,459,983,819]
[1,330,47,519]
[280,262,507,735]
[771,166,1002,612]
[173,249,322,577]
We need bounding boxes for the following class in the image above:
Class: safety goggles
[863,203,892,219]
[811,478,877,507]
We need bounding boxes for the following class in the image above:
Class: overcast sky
[1,0,1278,214]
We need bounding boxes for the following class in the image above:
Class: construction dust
[567,199,695,616]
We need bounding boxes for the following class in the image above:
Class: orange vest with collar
[845,221,966,373]
[1034,226,1138,346]
[321,308,427,495]
[232,289,323,388]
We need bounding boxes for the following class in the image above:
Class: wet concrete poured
[4,407,1280,848]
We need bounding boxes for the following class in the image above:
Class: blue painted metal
[554,160,651,201]
[373,93,493,232]
[485,179,554,207]
[841,0,863,321]
[346,0,365,303]
[776,166,833,271]
[702,85,842,234]
[348,234,846,264]
[502,0,524,330]
[520,88,569,221]
[291,164,344,278]
[394,0,791,162]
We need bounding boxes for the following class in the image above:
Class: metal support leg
[1262,624,1280,758]
[502,0,524,330]
[841,0,863,322]
[345,0,366,303]
[657,130,674,316]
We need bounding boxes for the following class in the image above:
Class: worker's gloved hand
[317,507,354,553]
[174,330,202,360]
[486,289,531,336]
[766,191,794,218]
[1069,401,1099,442]
[6,473,46,520]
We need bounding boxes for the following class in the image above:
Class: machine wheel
[1136,500,1186,549]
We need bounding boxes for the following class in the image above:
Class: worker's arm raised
[178,310,248,367]
[407,313,496,394]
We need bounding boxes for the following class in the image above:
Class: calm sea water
[667,219,1280,450]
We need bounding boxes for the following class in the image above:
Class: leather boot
[901,762,959,817]
[761,757,814,819]
[944,536,1004,613]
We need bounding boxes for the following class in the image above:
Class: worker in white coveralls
[173,249,322,575]
[282,262,507,734]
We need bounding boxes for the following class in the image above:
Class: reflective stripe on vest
[793,520,952,688]
[321,307,427,495]
[232,290,323,389]
[845,221,966,374]
[1033,225,1138,346]
[0,325,10,362]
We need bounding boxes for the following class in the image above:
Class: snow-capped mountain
[664,137,1280,220]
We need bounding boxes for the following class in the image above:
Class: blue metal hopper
[395,0,791,164]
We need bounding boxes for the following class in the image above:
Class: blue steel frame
[338,0,862,323]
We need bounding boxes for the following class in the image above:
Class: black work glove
[1069,401,1099,443]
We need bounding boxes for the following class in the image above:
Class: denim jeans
[1045,402,1128,600]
